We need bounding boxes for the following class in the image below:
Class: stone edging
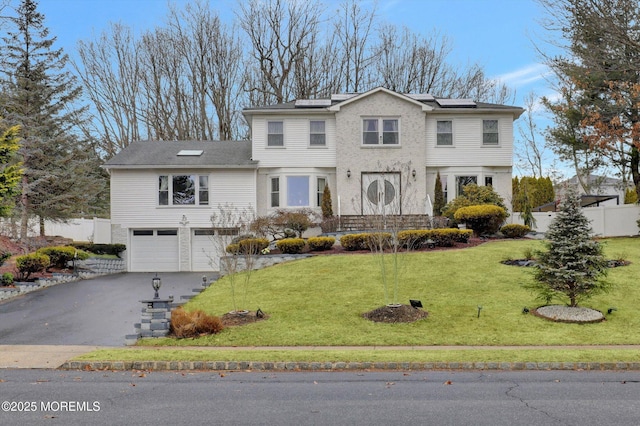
[61,360,640,371]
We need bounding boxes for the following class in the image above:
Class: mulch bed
[221,309,270,326]
[362,304,428,323]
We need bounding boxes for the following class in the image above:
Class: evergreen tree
[321,184,333,218]
[528,187,610,307]
[0,0,107,239]
[433,172,445,216]
[0,124,23,217]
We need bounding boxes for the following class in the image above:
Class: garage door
[130,229,179,272]
[192,229,220,271]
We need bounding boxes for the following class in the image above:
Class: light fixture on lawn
[152,273,162,299]
[347,169,351,178]
[410,299,422,308]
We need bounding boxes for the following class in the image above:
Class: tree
[527,187,610,307]
[516,92,547,177]
[0,123,22,217]
[0,0,108,240]
[321,184,333,218]
[441,184,508,226]
[540,0,640,198]
[433,171,445,216]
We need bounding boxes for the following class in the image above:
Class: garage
[130,229,179,272]
[191,229,220,271]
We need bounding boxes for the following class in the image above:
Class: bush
[340,233,368,251]
[454,205,507,236]
[366,232,393,250]
[454,229,473,243]
[273,209,314,238]
[226,237,269,255]
[276,238,306,254]
[71,243,126,258]
[320,216,339,233]
[308,236,335,251]
[429,228,461,247]
[170,307,224,338]
[1,272,13,286]
[397,230,432,249]
[15,253,50,281]
[37,246,90,270]
[500,224,531,238]
[442,183,508,226]
[0,251,11,268]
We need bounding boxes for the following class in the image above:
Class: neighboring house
[104,87,523,272]
[556,174,628,207]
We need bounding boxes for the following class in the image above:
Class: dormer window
[363,118,399,145]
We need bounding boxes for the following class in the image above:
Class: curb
[60,360,640,372]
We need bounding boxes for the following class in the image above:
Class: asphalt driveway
[0,272,214,346]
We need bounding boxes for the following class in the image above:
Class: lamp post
[152,274,162,299]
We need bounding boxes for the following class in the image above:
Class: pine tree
[0,124,23,217]
[0,0,107,239]
[433,172,445,216]
[321,184,333,218]
[528,187,610,307]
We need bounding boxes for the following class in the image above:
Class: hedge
[500,224,531,238]
[454,205,507,235]
[36,246,90,270]
[276,238,306,254]
[307,236,335,251]
[72,243,127,258]
[339,233,392,251]
[226,238,269,255]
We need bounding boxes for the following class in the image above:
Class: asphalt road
[0,273,212,346]
[1,370,640,425]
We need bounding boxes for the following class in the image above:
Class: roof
[102,140,256,170]
[242,86,524,118]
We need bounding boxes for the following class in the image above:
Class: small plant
[522,247,536,261]
[170,307,224,338]
[1,272,14,286]
[308,236,335,251]
[15,253,50,281]
[500,224,531,238]
[0,251,11,268]
[225,238,269,255]
[276,238,306,254]
[454,205,507,236]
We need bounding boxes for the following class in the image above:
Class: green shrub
[429,228,460,247]
[308,236,335,251]
[366,232,393,250]
[397,229,432,249]
[1,272,13,286]
[226,238,269,255]
[37,246,90,270]
[340,233,368,251]
[72,243,126,258]
[454,205,507,236]
[500,224,531,238]
[15,253,50,281]
[0,251,11,268]
[454,229,473,243]
[276,238,306,254]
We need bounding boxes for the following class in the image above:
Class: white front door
[362,172,401,216]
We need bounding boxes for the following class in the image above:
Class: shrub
[366,232,393,250]
[170,307,224,338]
[71,243,126,257]
[15,253,50,281]
[454,205,507,236]
[308,236,335,251]
[320,216,339,233]
[276,238,306,254]
[340,233,368,251]
[500,224,531,238]
[0,251,11,268]
[273,209,314,238]
[37,246,90,270]
[1,272,13,286]
[397,230,432,249]
[429,228,461,247]
[321,185,333,218]
[454,229,473,243]
[226,238,269,255]
[442,183,508,226]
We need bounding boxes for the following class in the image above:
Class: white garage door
[130,229,179,272]
[192,229,220,271]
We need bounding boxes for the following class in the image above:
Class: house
[103,87,523,272]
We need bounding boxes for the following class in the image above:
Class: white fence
[509,204,640,237]
[0,218,111,243]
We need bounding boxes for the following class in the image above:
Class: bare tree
[516,92,547,177]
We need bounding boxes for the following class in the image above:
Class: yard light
[607,307,617,314]
[152,273,162,299]
[410,299,422,308]
[477,305,483,318]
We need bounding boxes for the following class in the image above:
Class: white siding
[426,115,513,167]
[251,115,337,168]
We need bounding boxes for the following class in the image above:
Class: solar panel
[330,93,358,101]
[436,99,477,107]
[177,150,204,156]
[405,93,435,101]
[294,99,332,107]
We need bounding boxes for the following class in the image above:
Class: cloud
[494,63,550,87]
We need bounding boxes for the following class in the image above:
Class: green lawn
[140,237,640,347]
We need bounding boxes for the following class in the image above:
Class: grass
[138,237,640,347]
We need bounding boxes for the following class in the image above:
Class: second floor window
[483,119,499,145]
[159,175,209,206]
[437,120,453,146]
[363,118,399,145]
[309,120,326,146]
[268,121,284,147]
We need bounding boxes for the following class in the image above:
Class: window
[317,177,326,207]
[267,121,284,147]
[270,177,280,207]
[287,176,310,206]
[362,118,399,145]
[309,120,326,146]
[436,120,453,146]
[485,176,493,187]
[483,119,499,145]
[441,175,448,202]
[159,175,209,206]
[456,176,477,196]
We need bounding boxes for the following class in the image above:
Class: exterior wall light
[152,273,162,299]
[412,169,416,179]
[347,169,351,178]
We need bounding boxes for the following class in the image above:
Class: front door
[362,172,401,216]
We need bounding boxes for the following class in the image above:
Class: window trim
[482,119,499,146]
[158,174,210,207]
[361,117,400,146]
[309,120,326,147]
[436,120,454,146]
[268,174,328,209]
[267,120,285,148]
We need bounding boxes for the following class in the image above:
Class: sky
[32,0,560,174]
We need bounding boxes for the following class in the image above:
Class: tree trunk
[20,175,29,242]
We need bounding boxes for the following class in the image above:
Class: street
[1,370,639,425]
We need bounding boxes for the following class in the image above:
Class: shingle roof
[103,140,256,169]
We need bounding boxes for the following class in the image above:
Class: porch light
[412,169,416,179]
[152,274,162,299]
[347,169,351,178]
